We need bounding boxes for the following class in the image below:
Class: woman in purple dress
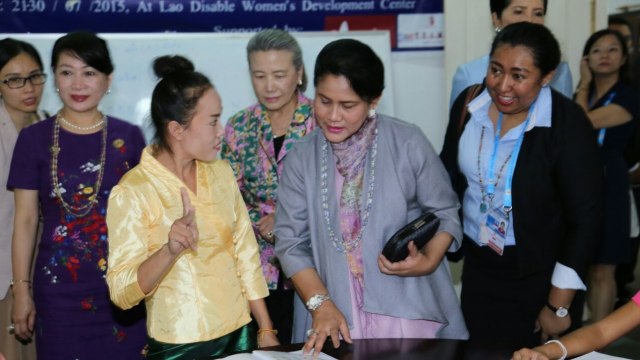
[8,32,147,359]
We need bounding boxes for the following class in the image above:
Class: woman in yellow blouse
[106,55,278,359]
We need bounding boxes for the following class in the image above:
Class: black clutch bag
[382,212,440,262]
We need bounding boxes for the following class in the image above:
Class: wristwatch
[546,302,569,318]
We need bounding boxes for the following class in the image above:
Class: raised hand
[167,188,199,254]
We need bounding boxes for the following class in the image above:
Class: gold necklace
[50,113,108,218]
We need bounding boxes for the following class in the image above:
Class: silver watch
[546,302,569,318]
[305,294,330,311]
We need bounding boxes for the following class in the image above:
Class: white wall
[391,51,448,151]
[608,0,640,13]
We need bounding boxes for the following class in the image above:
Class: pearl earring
[107,88,111,95]
[495,27,501,33]
[368,108,376,118]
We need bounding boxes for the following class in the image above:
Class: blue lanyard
[596,92,616,146]
[486,101,536,213]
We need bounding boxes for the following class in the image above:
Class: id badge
[478,208,509,255]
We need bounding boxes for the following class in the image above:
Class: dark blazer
[441,86,603,283]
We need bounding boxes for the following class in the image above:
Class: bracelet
[545,339,568,360]
[257,328,278,341]
[9,279,31,287]
[305,294,330,311]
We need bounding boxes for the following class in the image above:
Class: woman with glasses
[8,32,147,359]
[0,37,48,360]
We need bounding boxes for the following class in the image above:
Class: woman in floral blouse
[221,29,315,344]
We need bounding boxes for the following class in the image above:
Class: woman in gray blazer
[274,39,468,354]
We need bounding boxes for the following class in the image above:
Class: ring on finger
[306,328,319,338]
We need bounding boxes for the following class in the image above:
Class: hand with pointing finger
[167,188,199,255]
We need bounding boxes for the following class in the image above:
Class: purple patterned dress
[8,116,147,360]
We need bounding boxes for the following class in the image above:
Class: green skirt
[146,324,256,360]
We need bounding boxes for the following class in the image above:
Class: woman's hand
[303,300,351,355]
[257,330,280,348]
[378,241,431,276]
[578,56,592,88]
[378,232,453,277]
[11,288,36,340]
[256,213,275,243]
[167,188,198,254]
[536,305,571,342]
[512,348,551,360]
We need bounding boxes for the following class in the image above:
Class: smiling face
[180,87,223,162]
[492,0,545,29]
[314,74,379,143]
[485,44,552,116]
[54,52,111,116]
[249,50,302,113]
[0,52,45,120]
[586,34,626,77]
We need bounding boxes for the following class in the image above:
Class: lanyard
[596,92,616,146]
[485,101,536,213]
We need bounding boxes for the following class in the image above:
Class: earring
[107,88,111,95]
[495,27,501,33]
[542,82,549,88]
[55,88,60,93]
[298,79,302,86]
[368,108,376,118]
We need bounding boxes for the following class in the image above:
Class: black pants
[461,242,580,349]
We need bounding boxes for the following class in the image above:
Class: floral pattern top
[221,91,315,289]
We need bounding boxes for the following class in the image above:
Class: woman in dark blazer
[441,22,603,350]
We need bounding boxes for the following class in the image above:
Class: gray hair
[246,29,307,91]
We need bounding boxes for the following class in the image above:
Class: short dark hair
[490,0,548,18]
[313,39,384,103]
[582,29,631,85]
[0,38,43,72]
[150,55,213,152]
[490,22,560,77]
[609,16,633,33]
[51,32,114,75]
[247,29,307,91]
[608,16,635,48]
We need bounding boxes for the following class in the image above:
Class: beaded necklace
[320,128,378,253]
[50,112,108,218]
[58,113,105,132]
[477,125,512,213]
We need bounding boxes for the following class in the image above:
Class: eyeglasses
[2,73,47,89]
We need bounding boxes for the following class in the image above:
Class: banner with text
[0,0,443,50]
